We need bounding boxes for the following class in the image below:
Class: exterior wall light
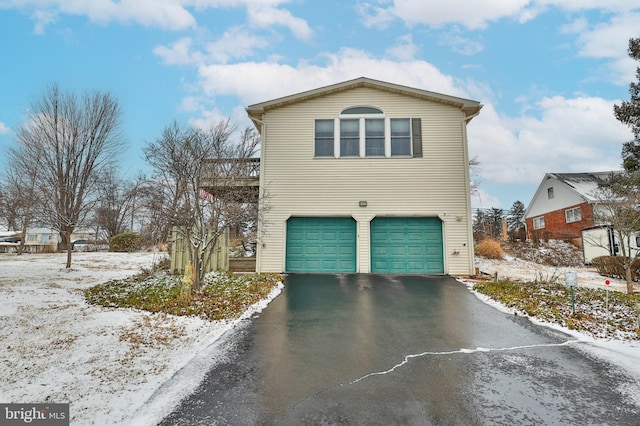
[359,201,368,207]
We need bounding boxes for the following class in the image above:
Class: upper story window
[565,207,582,223]
[340,119,360,157]
[391,118,411,156]
[314,119,334,157]
[533,216,545,229]
[365,119,385,156]
[547,187,554,199]
[314,106,422,158]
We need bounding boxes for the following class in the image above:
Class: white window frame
[565,207,582,223]
[548,187,554,199]
[314,106,416,158]
[314,119,335,157]
[533,216,545,229]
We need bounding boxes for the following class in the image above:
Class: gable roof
[548,172,616,202]
[524,171,619,219]
[245,76,483,132]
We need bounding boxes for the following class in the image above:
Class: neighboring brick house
[524,172,614,241]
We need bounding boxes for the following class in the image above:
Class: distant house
[524,172,616,241]
[245,77,482,275]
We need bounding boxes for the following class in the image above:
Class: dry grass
[475,239,504,260]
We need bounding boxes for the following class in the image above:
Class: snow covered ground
[0,252,282,425]
[476,254,638,293]
[0,251,638,425]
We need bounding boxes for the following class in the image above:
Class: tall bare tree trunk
[66,229,73,269]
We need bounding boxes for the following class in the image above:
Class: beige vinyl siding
[257,86,474,275]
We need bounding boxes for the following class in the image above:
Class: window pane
[341,119,359,156]
[366,139,384,156]
[391,138,411,156]
[341,139,359,156]
[340,119,359,136]
[366,119,384,136]
[315,140,333,156]
[391,118,411,156]
[391,118,410,136]
[365,119,384,156]
[315,119,334,138]
[315,119,334,157]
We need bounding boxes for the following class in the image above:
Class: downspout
[462,109,480,275]
[253,115,266,273]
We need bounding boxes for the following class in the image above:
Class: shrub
[109,232,142,252]
[475,238,504,260]
[591,256,640,281]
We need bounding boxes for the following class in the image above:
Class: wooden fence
[170,227,229,275]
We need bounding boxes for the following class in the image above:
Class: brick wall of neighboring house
[526,202,594,240]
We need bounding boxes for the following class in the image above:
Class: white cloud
[153,37,203,65]
[569,13,640,84]
[533,0,640,13]
[358,0,640,32]
[246,5,312,40]
[366,0,530,30]
[358,2,396,29]
[3,0,308,33]
[468,97,631,187]
[205,27,270,63]
[438,28,485,56]
[31,9,56,34]
[385,34,419,60]
[0,122,10,134]
[471,188,503,209]
[195,48,463,105]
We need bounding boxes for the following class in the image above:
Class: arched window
[341,106,383,115]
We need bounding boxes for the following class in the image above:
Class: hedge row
[591,256,640,281]
[109,232,142,252]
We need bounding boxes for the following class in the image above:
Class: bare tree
[92,169,143,241]
[1,156,40,254]
[592,173,640,294]
[143,120,261,292]
[10,83,123,268]
[469,156,481,196]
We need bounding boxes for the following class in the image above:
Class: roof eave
[245,77,483,131]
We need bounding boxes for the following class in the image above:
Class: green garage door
[370,217,444,273]
[286,217,357,273]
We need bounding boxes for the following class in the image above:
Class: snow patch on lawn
[0,252,282,426]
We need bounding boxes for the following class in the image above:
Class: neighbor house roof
[245,76,483,132]
[524,171,620,219]
[547,172,617,202]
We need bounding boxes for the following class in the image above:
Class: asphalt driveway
[160,274,639,425]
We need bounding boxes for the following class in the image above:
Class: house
[524,172,616,241]
[245,77,482,275]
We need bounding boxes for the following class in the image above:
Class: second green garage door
[286,217,357,273]
[370,217,444,273]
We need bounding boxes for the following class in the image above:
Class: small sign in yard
[564,272,577,314]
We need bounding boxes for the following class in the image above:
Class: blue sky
[0,1,638,211]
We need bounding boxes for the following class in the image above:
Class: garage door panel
[371,217,443,274]
[286,217,356,273]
